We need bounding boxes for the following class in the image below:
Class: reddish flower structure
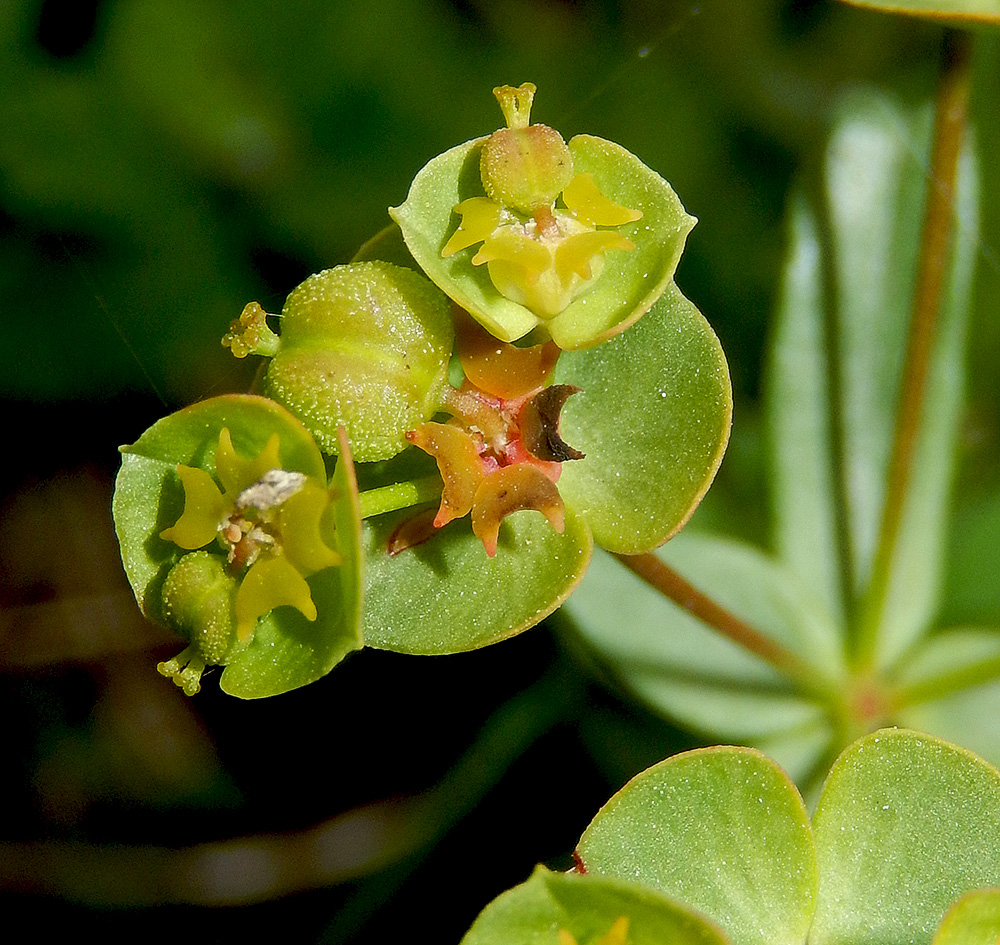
[394,314,584,557]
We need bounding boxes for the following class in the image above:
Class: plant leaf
[770,88,977,668]
[114,396,364,698]
[555,282,732,554]
[114,394,328,616]
[892,627,1000,766]
[810,728,1000,945]
[460,866,730,945]
[931,888,1000,945]
[768,194,845,627]
[837,0,1000,24]
[576,745,817,945]
[560,533,842,781]
[361,505,592,654]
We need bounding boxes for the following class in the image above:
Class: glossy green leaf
[461,866,729,945]
[560,533,842,782]
[810,729,1000,945]
[219,435,364,698]
[838,0,1000,24]
[577,746,817,945]
[390,133,695,349]
[361,505,592,654]
[555,281,731,554]
[931,888,1000,945]
[774,89,977,667]
[114,394,328,616]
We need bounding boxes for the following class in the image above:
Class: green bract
[113,394,363,698]
[224,261,454,462]
[390,85,695,350]
[463,730,1000,945]
[359,284,731,654]
[461,867,728,945]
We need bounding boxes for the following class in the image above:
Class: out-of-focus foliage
[3,1,1000,943]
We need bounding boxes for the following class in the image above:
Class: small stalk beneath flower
[854,27,973,669]
[357,476,443,520]
[614,552,835,698]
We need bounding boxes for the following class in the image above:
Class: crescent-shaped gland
[442,197,502,257]
[159,465,228,549]
[456,310,559,399]
[406,422,486,527]
[519,384,585,463]
[561,172,643,228]
[234,554,317,641]
[471,464,565,557]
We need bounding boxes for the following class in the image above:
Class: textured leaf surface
[810,729,1000,945]
[577,746,816,945]
[556,282,731,554]
[461,867,729,945]
[361,506,592,654]
[931,888,1000,945]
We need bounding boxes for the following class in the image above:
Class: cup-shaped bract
[113,395,363,698]
[230,262,455,463]
[390,85,696,350]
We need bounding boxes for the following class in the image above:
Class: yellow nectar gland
[157,429,341,694]
[443,85,642,322]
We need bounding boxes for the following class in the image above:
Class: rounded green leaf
[838,0,1000,24]
[361,505,592,654]
[932,888,1000,945]
[390,133,695,349]
[577,746,817,945]
[461,866,729,945]
[810,729,1000,945]
[555,282,731,553]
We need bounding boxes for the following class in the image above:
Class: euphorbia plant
[462,729,1000,945]
[113,83,731,696]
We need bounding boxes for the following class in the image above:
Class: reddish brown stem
[856,28,973,667]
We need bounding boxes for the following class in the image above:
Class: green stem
[854,27,973,669]
[357,475,442,519]
[613,552,835,699]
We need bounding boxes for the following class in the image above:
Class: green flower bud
[226,262,454,462]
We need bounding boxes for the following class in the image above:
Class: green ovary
[159,551,239,695]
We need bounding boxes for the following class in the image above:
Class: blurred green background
[1,0,998,942]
